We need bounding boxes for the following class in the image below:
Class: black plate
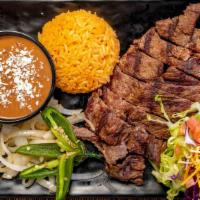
[0,0,196,196]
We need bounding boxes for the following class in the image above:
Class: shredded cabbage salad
[149,96,200,200]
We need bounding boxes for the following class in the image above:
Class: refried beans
[0,35,52,119]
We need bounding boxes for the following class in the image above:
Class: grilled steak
[98,111,126,145]
[73,127,99,142]
[189,29,200,52]
[147,135,167,165]
[100,87,170,139]
[77,3,200,186]
[85,91,149,145]
[74,127,128,165]
[119,45,164,81]
[176,57,200,80]
[101,87,149,122]
[110,67,192,118]
[109,66,147,105]
[106,155,145,185]
[156,4,200,49]
[163,66,200,86]
[137,28,191,65]
[84,92,109,132]
[152,79,200,102]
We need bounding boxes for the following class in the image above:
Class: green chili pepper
[16,143,62,158]
[42,107,83,153]
[62,156,73,197]
[42,107,77,143]
[20,168,57,179]
[56,155,74,200]
[20,159,59,178]
[17,108,96,200]
[50,128,77,152]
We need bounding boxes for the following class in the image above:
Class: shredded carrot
[183,165,190,181]
[182,165,200,186]
[182,150,200,186]
[38,10,120,94]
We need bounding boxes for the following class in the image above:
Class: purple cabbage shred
[184,183,199,200]
[171,175,177,180]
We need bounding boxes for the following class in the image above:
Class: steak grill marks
[155,3,200,50]
[119,45,164,81]
[75,3,200,186]
[138,27,191,65]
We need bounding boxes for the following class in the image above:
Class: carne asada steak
[109,67,192,118]
[137,28,191,65]
[163,66,200,86]
[106,155,145,185]
[156,3,200,49]
[147,135,167,165]
[119,44,164,81]
[76,3,200,186]
[176,57,200,80]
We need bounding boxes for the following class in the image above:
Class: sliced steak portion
[84,92,108,132]
[98,111,126,145]
[100,87,169,139]
[84,92,125,145]
[119,44,163,81]
[137,28,191,65]
[106,155,145,185]
[176,57,200,80]
[97,124,148,164]
[156,3,200,50]
[74,127,128,165]
[109,66,147,105]
[154,78,200,102]
[100,117,148,152]
[126,124,149,154]
[171,3,200,35]
[147,135,167,165]
[74,127,99,142]
[100,142,128,165]
[140,120,169,140]
[101,87,149,122]
[109,67,192,118]
[93,124,146,161]
[148,95,192,120]
[163,66,200,86]
[85,91,149,147]
[189,29,200,52]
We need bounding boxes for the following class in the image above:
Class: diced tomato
[179,123,186,135]
[187,117,200,144]
[174,145,182,156]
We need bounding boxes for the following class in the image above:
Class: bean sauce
[0,35,52,119]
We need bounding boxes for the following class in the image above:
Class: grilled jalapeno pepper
[20,168,57,179]
[56,155,74,200]
[20,159,59,178]
[16,143,62,158]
